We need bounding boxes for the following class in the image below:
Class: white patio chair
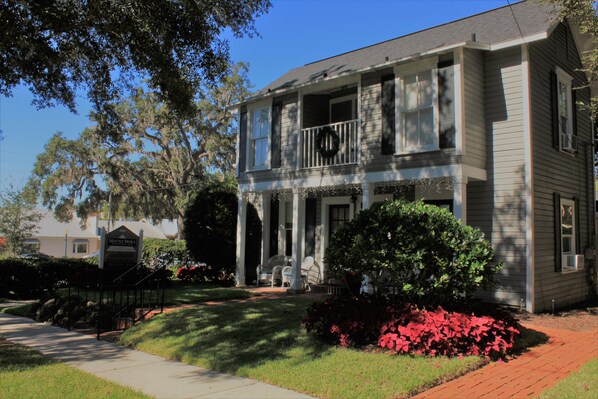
[282,256,321,290]
[256,255,291,287]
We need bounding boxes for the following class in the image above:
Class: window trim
[394,57,439,154]
[554,66,574,153]
[246,99,272,171]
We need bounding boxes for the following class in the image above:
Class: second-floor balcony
[300,119,358,168]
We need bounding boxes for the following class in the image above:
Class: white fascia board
[238,164,487,192]
[236,42,481,107]
[489,32,549,51]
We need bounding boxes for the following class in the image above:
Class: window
[329,205,351,241]
[396,58,438,153]
[560,198,575,258]
[248,103,271,169]
[23,239,40,252]
[72,240,88,254]
[559,198,583,272]
[330,95,357,123]
[555,67,575,152]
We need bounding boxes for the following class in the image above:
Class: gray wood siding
[463,48,486,170]
[280,96,298,170]
[468,46,527,306]
[529,23,594,312]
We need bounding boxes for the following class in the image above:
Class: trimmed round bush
[325,200,501,306]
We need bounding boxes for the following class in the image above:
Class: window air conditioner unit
[563,254,584,272]
[561,134,577,152]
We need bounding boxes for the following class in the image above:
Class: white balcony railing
[300,120,358,168]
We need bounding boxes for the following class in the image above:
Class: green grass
[160,283,253,305]
[1,303,36,317]
[120,297,485,399]
[538,357,598,399]
[0,338,151,399]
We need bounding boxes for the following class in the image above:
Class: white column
[361,181,375,294]
[452,176,468,225]
[261,192,271,264]
[361,181,374,210]
[235,192,247,287]
[290,188,305,291]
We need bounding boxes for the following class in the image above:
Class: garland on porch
[315,126,340,159]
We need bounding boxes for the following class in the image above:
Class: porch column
[453,176,468,225]
[361,181,375,294]
[235,192,247,287]
[361,181,374,210]
[261,192,271,264]
[290,187,305,292]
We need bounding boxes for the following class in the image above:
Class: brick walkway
[413,323,598,398]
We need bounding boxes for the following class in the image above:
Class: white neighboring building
[26,211,176,258]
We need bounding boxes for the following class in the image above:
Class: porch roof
[247,1,558,102]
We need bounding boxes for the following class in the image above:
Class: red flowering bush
[378,306,520,358]
[176,264,210,283]
[303,295,399,347]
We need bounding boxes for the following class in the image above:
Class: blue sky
[0,0,513,189]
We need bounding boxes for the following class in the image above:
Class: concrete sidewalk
[0,313,313,399]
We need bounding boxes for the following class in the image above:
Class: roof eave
[234,41,483,108]
[235,29,553,108]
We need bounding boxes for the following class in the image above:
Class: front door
[329,204,351,241]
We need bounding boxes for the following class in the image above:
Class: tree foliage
[183,184,261,285]
[28,63,251,236]
[543,0,597,125]
[0,0,270,136]
[0,186,43,255]
[325,200,501,306]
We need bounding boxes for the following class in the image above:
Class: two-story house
[234,1,596,312]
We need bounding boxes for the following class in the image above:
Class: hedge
[0,258,99,299]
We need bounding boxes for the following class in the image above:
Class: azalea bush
[325,200,501,306]
[176,264,210,283]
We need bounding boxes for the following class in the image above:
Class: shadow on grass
[121,297,327,373]
[0,340,53,372]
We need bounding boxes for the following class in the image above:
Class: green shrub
[325,200,501,306]
[142,238,188,266]
[0,258,99,299]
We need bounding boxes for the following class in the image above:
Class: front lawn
[0,338,151,399]
[120,297,485,399]
[538,357,598,399]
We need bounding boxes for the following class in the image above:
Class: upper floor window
[330,94,357,123]
[248,102,271,170]
[554,67,575,152]
[395,58,439,153]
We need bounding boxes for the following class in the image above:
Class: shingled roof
[253,0,558,98]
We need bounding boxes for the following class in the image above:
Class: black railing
[63,262,166,340]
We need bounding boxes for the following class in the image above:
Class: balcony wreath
[316,126,340,159]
